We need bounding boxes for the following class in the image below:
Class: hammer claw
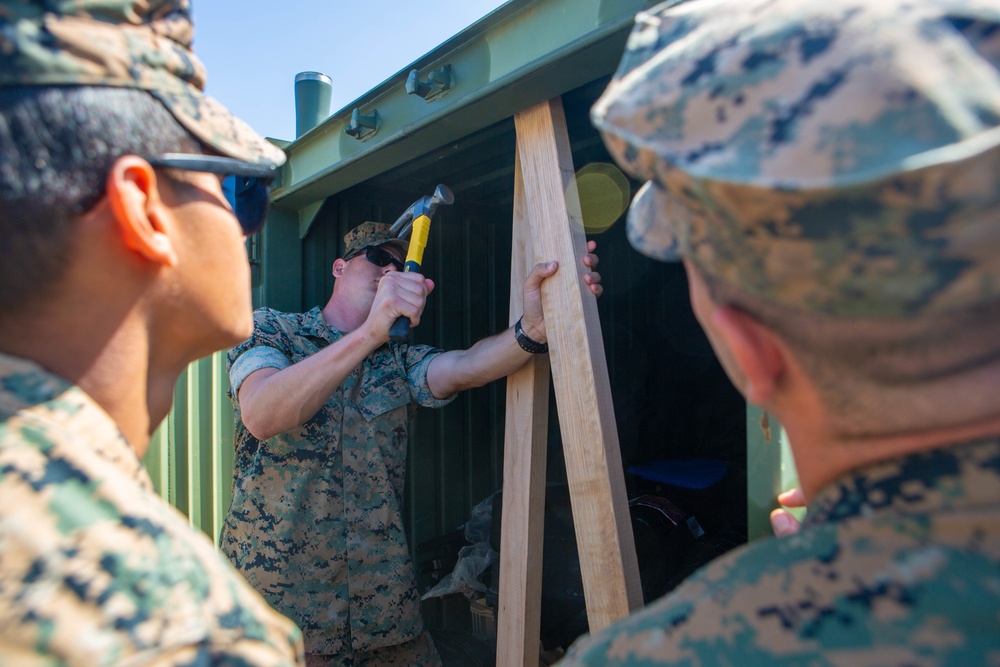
[389,185,454,240]
[387,185,453,343]
[394,221,414,240]
[389,211,414,239]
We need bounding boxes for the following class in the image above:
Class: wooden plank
[497,146,550,667]
[514,96,643,631]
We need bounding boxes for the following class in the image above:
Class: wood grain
[513,96,642,632]
[497,145,550,667]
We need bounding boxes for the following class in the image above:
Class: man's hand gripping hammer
[387,184,454,342]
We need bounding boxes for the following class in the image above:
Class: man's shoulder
[0,353,72,416]
[0,410,304,663]
[0,370,141,480]
[251,306,310,334]
[0,404,100,454]
[228,307,316,364]
[565,512,1000,665]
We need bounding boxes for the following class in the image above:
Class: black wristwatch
[514,317,549,354]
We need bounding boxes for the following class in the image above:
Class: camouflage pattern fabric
[592,0,1000,318]
[0,0,285,167]
[0,351,304,665]
[221,307,454,658]
[344,221,409,258]
[560,438,1000,666]
[304,630,440,667]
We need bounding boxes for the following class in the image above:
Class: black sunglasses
[146,154,277,236]
[345,245,404,272]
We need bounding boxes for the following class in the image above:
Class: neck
[764,345,1000,502]
[321,290,370,333]
[788,417,1000,502]
[782,403,1000,502]
[0,302,181,459]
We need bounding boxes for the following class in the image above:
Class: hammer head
[389,184,455,239]
[429,184,455,209]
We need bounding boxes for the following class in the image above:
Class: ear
[105,156,178,267]
[332,258,346,278]
[709,304,786,405]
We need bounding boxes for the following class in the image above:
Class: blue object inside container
[628,458,728,490]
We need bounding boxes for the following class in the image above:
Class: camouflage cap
[592,0,1000,318]
[0,1,285,167]
[343,222,408,258]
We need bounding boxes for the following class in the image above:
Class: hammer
[387,184,455,342]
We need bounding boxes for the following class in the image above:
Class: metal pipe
[294,71,332,138]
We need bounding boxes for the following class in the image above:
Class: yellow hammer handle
[390,214,432,342]
[404,215,431,270]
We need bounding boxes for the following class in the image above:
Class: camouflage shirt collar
[805,438,1000,528]
[0,351,146,484]
[300,306,344,342]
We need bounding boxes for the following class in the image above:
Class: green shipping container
[146,0,800,654]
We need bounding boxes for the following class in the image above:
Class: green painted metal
[144,351,235,544]
[144,0,790,576]
[745,405,787,541]
[294,71,333,138]
[252,206,305,313]
[744,407,799,540]
[274,0,658,235]
[145,210,302,544]
[406,65,453,101]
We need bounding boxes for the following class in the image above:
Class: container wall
[290,79,754,621]
[144,350,235,544]
[140,73,792,652]
[295,187,514,562]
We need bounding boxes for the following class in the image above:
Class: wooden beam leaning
[513,97,642,631]
[496,146,551,667]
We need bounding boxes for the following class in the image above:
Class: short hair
[697,267,1000,433]
[0,86,202,313]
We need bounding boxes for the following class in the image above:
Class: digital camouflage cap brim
[0,0,285,167]
[593,0,1000,318]
[343,222,408,258]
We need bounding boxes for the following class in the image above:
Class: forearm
[426,326,536,398]
[424,244,600,399]
[238,327,382,439]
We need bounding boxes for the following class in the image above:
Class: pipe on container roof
[294,71,333,138]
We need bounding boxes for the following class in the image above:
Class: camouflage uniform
[565,0,1000,663]
[562,438,1000,665]
[592,0,1000,319]
[0,352,304,665]
[0,1,285,167]
[1,2,300,665]
[221,301,453,660]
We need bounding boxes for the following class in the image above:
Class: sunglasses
[146,153,277,236]
[345,245,405,272]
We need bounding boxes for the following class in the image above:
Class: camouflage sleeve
[230,347,291,396]
[0,417,305,665]
[402,344,456,409]
[227,308,293,397]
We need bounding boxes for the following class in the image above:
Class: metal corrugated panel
[144,351,235,544]
[139,0,796,602]
[295,190,512,564]
[299,172,754,604]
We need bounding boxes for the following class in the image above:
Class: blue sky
[194,1,509,142]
